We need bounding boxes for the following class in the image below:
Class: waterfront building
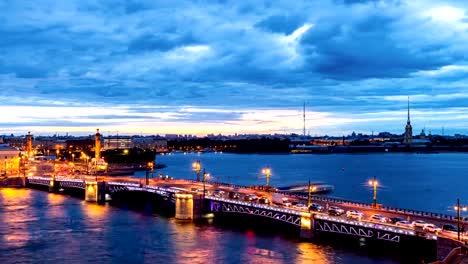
[103,136,132,150]
[403,97,413,145]
[0,144,20,176]
[132,137,168,152]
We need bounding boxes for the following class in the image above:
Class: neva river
[1,153,467,263]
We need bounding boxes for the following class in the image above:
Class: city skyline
[2,1,468,136]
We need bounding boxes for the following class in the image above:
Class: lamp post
[307,179,317,209]
[192,160,201,181]
[368,176,378,208]
[454,198,468,241]
[261,167,271,187]
[202,169,210,199]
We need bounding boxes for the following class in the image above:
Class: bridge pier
[300,213,314,239]
[84,181,107,203]
[436,236,464,261]
[175,193,193,220]
[175,193,204,220]
[48,178,56,192]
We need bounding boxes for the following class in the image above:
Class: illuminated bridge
[17,175,468,262]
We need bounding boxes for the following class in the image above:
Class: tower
[95,129,101,160]
[303,102,306,137]
[403,97,413,145]
[26,132,33,157]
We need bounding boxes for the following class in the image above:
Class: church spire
[404,96,413,145]
[407,96,410,124]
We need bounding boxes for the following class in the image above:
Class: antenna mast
[303,102,306,137]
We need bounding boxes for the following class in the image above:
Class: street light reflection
[296,242,331,264]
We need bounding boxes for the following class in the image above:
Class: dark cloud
[0,0,468,134]
[128,32,198,53]
[299,15,453,79]
[255,15,306,35]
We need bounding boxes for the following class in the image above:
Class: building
[132,137,168,152]
[0,144,20,176]
[403,97,413,145]
[103,136,133,150]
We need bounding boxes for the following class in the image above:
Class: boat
[276,182,334,195]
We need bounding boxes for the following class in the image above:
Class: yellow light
[368,180,373,186]
[123,149,129,154]
[312,186,317,192]
[454,206,459,210]
[463,207,467,212]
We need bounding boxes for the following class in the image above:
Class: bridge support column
[175,193,194,220]
[85,181,98,202]
[96,182,107,204]
[48,178,56,192]
[300,213,314,239]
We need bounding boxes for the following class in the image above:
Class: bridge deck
[23,175,468,243]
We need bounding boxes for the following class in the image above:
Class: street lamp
[368,176,378,208]
[146,162,154,185]
[454,198,468,241]
[192,160,201,181]
[307,179,317,209]
[72,153,75,163]
[261,167,272,187]
[202,169,210,199]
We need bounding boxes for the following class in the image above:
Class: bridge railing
[275,191,458,222]
[178,179,458,221]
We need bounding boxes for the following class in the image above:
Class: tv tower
[303,102,306,137]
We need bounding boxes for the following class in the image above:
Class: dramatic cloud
[1,0,468,135]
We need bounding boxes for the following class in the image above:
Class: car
[309,203,323,212]
[423,224,441,234]
[244,194,258,201]
[346,210,363,220]
[258,197,270,204]
[390,217,406,224]
[442,224,458,232]
[294,203,307,209]
[329,206,344,214]
[228,192,240,199]
[328,209,343,216]
[412,220,428,228]
[213,190,225,197]
[191,187,204,193]
[395,221,414,228]
[369,214,387,223]
[283,201,292,207]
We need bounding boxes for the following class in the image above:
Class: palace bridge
[3,174,464,263]
[2,130,467,263]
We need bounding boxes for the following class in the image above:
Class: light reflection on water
[0,188,398,264]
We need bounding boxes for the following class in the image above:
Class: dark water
[1,153,467,263]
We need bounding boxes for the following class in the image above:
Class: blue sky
[1,0,468,136]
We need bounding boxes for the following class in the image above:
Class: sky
[1,0,468,136]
